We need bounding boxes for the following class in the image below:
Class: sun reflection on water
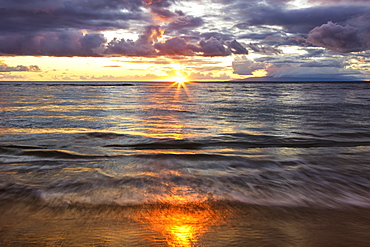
[138,80,197,140]
[133,203,225,247]
[130,182,226,247]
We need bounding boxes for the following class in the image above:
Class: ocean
[1,81,370,246]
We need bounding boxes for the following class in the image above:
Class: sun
[165,64,189,84]
[162,75,192,99]
[174,76,187,84]
[162,75,188,84]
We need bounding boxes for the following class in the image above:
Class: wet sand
[1,199,370,246]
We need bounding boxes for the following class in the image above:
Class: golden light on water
[130,181,227,247]
[133,203,226,247]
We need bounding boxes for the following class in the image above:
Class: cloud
[303,60,344,68]
[230,1,370,54]
[106,38,156,56]
[107,26,248,57]
[0,0,145,34]
[0,0,149,57]
[149,6,177,21]
[166,16,204,33]
[0,62,41,72]
[103,65,122,68]
[308,0,369,4]
[0,0,249,58]
[105,25,163,56]
[0,74,26,80]
[307,22,370,53]
[187,71,231,80]
[198,37,232,56]
[0,31,106,56]
[113,58,172,64]
[232,56,266,75]
[232,55,364,80]
[229,40,249,54]
[0,0,366,83]
[0,21,247,57]
[200,32,234,41]
[248,43,282,54]
[233,4,370,34]
[154,37,200,55]
[155,36,248,57]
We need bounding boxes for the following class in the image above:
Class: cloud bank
[0,0,248,57]
[0,0,368,80]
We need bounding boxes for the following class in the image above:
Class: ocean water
[1,81,370,246]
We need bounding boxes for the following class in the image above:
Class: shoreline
[1,199,370,246]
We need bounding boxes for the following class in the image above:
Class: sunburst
[174,76,187,85]
[173,78,192,99]
[159,64,195,100]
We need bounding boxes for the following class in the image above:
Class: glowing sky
[0,0,369,81]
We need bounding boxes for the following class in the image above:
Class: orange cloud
[143,0,163,5]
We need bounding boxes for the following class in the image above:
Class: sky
[0,0,369,81]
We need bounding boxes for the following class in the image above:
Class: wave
[1,159,369,209]
[1,131,370,209]
[292,130,370,139]
[104,135,370,150]
[104,140,204,149]
[0,146,119,160]
[2,131,370,163]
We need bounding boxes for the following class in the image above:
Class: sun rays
[161,64,193,99]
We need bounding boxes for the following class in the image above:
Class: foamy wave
[1,159,369,209]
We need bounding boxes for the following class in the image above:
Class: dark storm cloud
[234,5,370,34]
[308,0,369,3]
[0,0,247,57]
[229,0,370,53]
[0,31,106,56]
[0,0,147,56]
[106,25,248,56]
[0,0,146,34]
[2,0,145,11]
[307,22,370,53]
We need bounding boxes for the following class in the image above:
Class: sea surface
[1,81,370,246]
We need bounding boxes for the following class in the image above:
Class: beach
[1,199,370,246]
